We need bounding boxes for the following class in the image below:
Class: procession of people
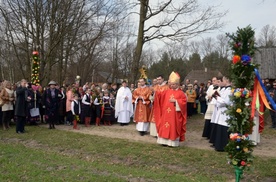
[1,71,274,149]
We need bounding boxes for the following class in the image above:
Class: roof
[184,69,222,84]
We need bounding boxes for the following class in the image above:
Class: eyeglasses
[273,85,276,86]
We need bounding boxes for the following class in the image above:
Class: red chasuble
[157,88,187,141]
[149,84,169,123]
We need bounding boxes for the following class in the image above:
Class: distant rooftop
[184,69,222,84]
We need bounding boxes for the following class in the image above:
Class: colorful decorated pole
[224,26,257,182]
[225,27,276,181]
[31,51,40,86]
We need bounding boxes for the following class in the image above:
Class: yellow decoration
[236,108,242,113]
[139,66,148,79]
[234,91,241,97]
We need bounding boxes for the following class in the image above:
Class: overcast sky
[131,0,276,50]
[199,0,276,38]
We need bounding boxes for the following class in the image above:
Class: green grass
[1,120,276,182]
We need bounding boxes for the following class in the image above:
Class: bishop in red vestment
[156,72,187,147]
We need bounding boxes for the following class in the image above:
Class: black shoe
[139,131,145,136]
[120,123,124,126]
[16,131,23,134]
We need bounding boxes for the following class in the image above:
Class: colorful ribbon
[251,69,276,133]
[254,69,276,110]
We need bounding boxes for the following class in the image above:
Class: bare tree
[215,34,231,59]
[130,0,226,83]
[200,37,215,58]
[257,24,276,47]
[67,0,130,84]
[104,15,136,83]
[118,42,136,80]
[0,0,130,85]
[0,0,90,84]
[163,41,189,61]
[189,40,200,55]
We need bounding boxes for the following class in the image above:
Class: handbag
[30,108,40,117]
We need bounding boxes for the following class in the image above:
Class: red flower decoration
[232,55,241,64]
[32,51,39,55]
[241,161,246,166]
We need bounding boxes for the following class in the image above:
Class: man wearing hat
[43,80,62,129]
[156,72,187,147]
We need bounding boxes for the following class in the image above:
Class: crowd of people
[1,74,275,148]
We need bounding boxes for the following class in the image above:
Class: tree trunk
[131,0,148,84]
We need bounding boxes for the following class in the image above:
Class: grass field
[1,115,276,182]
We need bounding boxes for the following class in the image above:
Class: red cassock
[156,88,187,142]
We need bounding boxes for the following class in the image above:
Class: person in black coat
[58,86,66,125]
[198,83,207,114]
[14,79,30,133]
[43,81,62,129]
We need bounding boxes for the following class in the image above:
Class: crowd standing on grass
[1,74,276,148]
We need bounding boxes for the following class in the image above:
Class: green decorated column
[31,51,40,86]
[224,26,258,182]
